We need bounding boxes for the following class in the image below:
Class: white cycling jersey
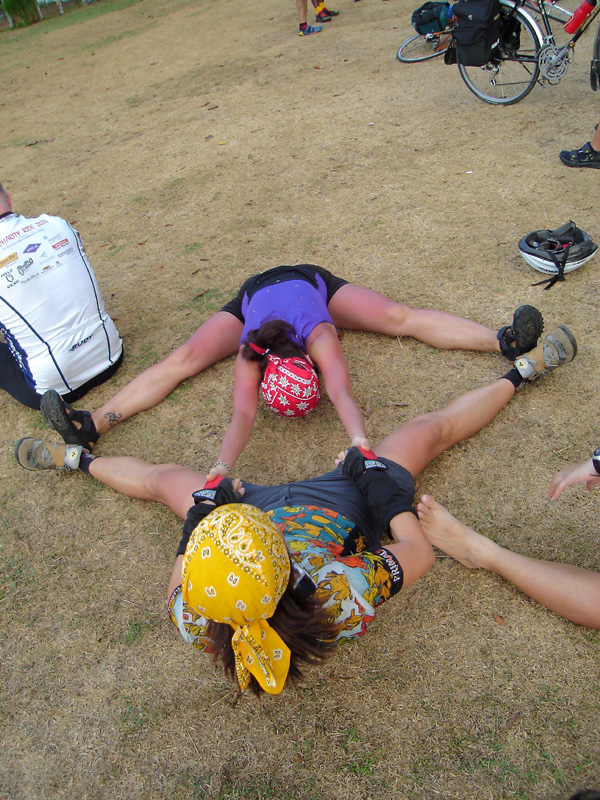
[0,212,122,396]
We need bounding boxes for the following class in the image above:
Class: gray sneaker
[514,325,577,380]
[14,437,82,471]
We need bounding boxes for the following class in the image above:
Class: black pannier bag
[411,1,452,34]
[451,0,501,66]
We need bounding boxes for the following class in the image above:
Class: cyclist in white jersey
[0,183,123,409]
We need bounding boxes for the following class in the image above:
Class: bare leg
[328,284,501,352]
[417,495,600,630]
[91,312,243,435]
[592,121,600,151]
[89,456,206,519]
[296,0,308,24]
[375,377,515,477]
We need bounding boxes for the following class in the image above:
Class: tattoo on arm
[104,411,122,428]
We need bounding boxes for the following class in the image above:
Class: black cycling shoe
[497,305,544,360]
[559,141,600,168]
[40,390,99,450]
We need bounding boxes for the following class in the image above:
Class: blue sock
[79,452,97,474]
[503,367,525,391]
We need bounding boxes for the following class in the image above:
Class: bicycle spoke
[457,2,541,104]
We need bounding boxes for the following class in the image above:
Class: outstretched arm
[307,324,370,449]
[548,458,600,500]
[335,446,435,587]
[207,352,261,480]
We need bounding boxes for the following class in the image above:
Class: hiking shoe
[497,305,544,360]
[41,389,99,450]
[299,23,322,35]
[14,437,83,471]
[559,141,600,169]
[316,7,339,22]
[514,325,577,380]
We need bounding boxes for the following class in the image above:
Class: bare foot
[416,495,492,569]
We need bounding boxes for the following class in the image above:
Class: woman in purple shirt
[37,264,542,480]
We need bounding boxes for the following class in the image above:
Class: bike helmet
[518,221,596,287]
[260,355,321,417]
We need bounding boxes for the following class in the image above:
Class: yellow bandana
[182,504,291,694]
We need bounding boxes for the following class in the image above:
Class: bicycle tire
[397,31,452,62]
[591,18,600,90]
[458,1,541,105]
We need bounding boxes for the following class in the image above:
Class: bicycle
[397,24,455,62]
[457,0,600,104]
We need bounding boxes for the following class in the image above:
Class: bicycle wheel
[591,18,600,90]
[458,2,541,105]
[397,30,453,62]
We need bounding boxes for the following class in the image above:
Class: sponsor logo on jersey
[52,238,70,251]
[17,258,34,276]
[24,243,41,253]
[0,252,17,269]
[69,335,92,352]
[1,269,16,286]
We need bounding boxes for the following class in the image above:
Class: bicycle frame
[503,0,600,85]
[520,0,600,47]
[522,0,572,24]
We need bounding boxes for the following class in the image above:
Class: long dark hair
[241,320,309,371]
[203,578,340,696]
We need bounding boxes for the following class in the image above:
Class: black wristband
[593,447,600,475]
[177,478,244,557]
[355,469,416,534]
[338,446,388,482]
[192,477,243,507]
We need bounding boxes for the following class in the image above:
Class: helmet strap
[531,242,571,290]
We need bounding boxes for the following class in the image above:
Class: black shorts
[240,457,416,549]
[0,343,124,410]
[220,265,349,323]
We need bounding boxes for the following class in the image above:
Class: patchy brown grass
[1,0,599,797]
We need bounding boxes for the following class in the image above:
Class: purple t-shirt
[241,273,335,350]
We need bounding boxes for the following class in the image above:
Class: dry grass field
[1,0,599,797]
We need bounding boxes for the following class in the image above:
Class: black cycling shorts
[0,344,123,410]
[220,264,349,322]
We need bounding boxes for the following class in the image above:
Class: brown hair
[203,578,339,696]
[241,320,309,369]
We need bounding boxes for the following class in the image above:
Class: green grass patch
[123,617,154,645]
[183,241,204,255]
[193,287,232,314]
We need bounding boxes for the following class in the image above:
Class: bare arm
[383,512,436,590]
[168,555,185,601]
[207,352,261,480]
[548,458,600,500]
[307,324,370,449]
